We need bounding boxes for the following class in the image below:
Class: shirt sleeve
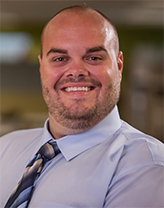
[103,165,164,208]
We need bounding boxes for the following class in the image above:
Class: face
[38,10,123,137]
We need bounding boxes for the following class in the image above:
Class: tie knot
[38,139,60,161]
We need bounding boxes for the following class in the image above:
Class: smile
[64,86,93,92]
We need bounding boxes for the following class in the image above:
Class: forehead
[42,9,115,53]
[47,9,107,29]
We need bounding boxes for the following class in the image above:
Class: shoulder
[1,128,44,139]
[2,127,43,135]
[118,120,164,167]
[0,128,44,149]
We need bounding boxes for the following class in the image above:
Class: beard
[41,76,121,130]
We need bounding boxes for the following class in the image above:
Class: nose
[65,60,89,78]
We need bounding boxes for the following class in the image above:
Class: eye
[50,56,70,66]
[53,57,66,62]
[87,56,103,61]
[90,57,101,60]
[85,55,103,65]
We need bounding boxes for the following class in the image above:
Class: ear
[38,54,42,65]
[38,55,42,72]
[117,51,123,80]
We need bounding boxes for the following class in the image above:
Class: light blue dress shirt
[0,106,164,208]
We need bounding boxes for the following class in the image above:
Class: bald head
[40,5,119,58]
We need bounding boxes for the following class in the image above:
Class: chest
[29,150,118,208]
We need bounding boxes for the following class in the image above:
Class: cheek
[40,64,62,89]
[93,66,120,96]
[94,67,114,86]
[105,63,121,83]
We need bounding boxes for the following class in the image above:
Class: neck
[48,115,91,140]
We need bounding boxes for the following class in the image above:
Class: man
[0,5,164,208]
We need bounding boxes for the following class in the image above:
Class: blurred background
[0,0,163,142]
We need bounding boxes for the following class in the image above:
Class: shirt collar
[42,105,121,161]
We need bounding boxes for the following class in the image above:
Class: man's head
[38,5,123,139]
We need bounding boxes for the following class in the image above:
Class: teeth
[65,87,91,92]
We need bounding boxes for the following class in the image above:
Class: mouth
[62,86,95,92]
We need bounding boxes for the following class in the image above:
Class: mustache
[55,77,102,89]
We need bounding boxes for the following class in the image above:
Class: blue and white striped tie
[4,139,60,208]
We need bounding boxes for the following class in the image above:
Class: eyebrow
[86,46,107,54]
[46,48,68,56]
[46,46,107,57]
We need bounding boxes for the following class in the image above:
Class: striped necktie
[4,139,60,208]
